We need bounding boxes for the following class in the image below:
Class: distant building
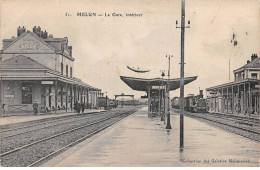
[0,26,102,113]
[206,54,260,115]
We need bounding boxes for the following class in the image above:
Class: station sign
[41,81,54,85]
[5,95,14,98]
[152,85,164,89]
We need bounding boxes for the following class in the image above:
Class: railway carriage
[171,90,208,113]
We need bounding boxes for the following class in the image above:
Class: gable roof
[0,55,48,70]
[234,57,260,73]
[2,31,56,51]
[242,57,260,68]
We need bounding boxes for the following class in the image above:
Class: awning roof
[0,55,101,91]
[206,78,260,91]
[120,76,197,92]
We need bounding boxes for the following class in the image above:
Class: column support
[87,89,89,108]
[65,83,68,112]
[227,86,229,113]
[222,88,224,113]
[148,86,151,117]
[54,80,58,114]
[238,84,240,114]
[70,84,73,111]
[244,83,246,114]
[61,83,63,107]
[248,82,251,116]
[80,86,83,104]
[218,88,220,112]
[232,85,234,114]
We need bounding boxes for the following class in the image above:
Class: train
[97,97,118,109]
[171,90,208,113]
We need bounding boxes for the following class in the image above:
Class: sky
[0,0,259,99]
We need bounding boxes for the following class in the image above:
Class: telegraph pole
[176,0,190,150]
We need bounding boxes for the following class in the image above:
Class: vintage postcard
[0,0,259,167]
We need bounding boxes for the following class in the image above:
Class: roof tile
[0,55,47,70]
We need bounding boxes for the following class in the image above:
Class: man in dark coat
[74,101,78,113]
[81,103,85,113]
[76,101,81,114]
[33,101,38,115]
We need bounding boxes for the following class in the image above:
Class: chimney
[48,34,53,38]
[68,46,72,57]
[251,53,258,61]
[34,26,41,37]
[199,90,203,98]
[33,26,37,34]
[41,30,48,39]
[40,31,44,38]
[247,60,250,64]
[17,26,26,37]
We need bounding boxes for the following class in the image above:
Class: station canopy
[120,76,197,91]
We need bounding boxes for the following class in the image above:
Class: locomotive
[97,97,118,109]
[171,90,208,113]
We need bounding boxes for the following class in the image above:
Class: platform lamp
[166,55,173,129]
[160,70,165,121]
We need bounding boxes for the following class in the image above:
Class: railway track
[0,110,106,133]
[0,111,107,139]
[205,112,260,126]
[0,107,138,167]
[0,108,135,154]
[183,111,260,141]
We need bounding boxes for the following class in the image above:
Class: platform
[42,106,259,167]
[0,109,105,126]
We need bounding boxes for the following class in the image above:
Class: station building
[206,54,260,115]
[0,26,102,114]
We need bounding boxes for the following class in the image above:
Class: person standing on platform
[77,101,81,114]
[1,104,6,116]
[74,101,77,113]
[33,101,38,115]
[81,103,85,113]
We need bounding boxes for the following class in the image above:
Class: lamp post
[160,70,165,121]
[166,55,173,129]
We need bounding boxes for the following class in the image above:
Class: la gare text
[65,12,143,17]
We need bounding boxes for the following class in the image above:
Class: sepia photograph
[0,0,259,167]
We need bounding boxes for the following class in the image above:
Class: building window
[22,83,32,104]
[251,73,257,79]
[66,65,68,77]
[61,63,63,75]
[70,67,73,78]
